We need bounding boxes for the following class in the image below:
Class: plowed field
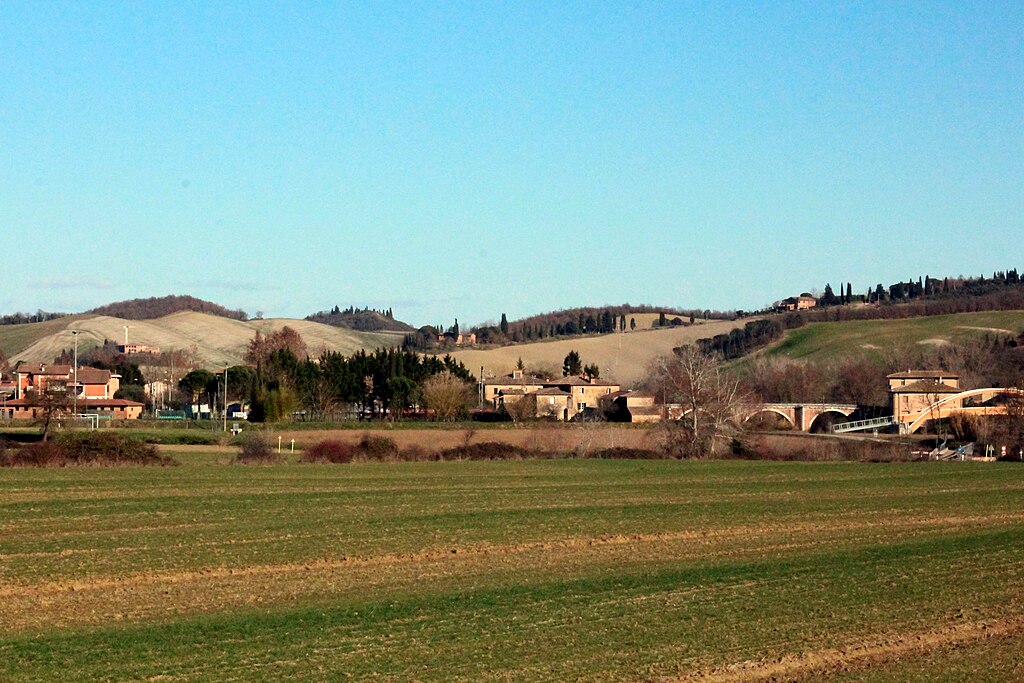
[2,458,1023,681]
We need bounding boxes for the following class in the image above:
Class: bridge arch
[906,388,1024,433]
[808,409,854,433]
[743,408,797,430]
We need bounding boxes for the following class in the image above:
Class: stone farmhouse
[2,363,144,420]
[482,369,621,421]
[887,370,962,424]
[774,295,818,312]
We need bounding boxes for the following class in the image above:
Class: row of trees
[428,305,737,349]
[87,295,248,321]
[0,310,68,326]
[809,268,1024,310]
[694,319,786,361]
[178,327,478,422]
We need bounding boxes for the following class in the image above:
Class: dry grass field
[3,312,403,367]
[451,318,746,386]
[2,452,1023,682]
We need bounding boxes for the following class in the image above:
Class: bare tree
[421,372,475,421]
[646,346,745,458]
[28,389,71,442]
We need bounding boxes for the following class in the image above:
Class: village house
[118,343,161,355]
[774,295,818,312]
[887,370,962,424]
[3,363,144,420]
[482,369,621,421]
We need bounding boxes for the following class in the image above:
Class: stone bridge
[743,403,859,433]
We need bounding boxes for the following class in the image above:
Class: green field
[767,310,1024,360]
[2,455,1024,681]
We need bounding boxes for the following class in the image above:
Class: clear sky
[2,2,1021,327]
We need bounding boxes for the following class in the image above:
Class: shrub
[1,433,176,467]
[235,433,278,464]
[3,441,65,467]
[587,447,665,460]
[301,439,355,464]
[438,442,532,461]
[356,434,400,461]
[58,432,173,465]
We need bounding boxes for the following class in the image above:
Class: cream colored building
[887,371,962,423]
[483,370,620,421]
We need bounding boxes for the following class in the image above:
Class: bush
[437,442,532,461]
[356,434,400,461]
[2,441,65,467]
[301,439,355,464]
[1,433,176,467]
[58,432,173,465]
[235,433,278,464]
[587,447,665,460]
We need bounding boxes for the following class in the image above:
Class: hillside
[306,308,415,333]
[449,318,748,386]
[2,312,403,369]
[88,295,249,321]
[765,310,1024,360]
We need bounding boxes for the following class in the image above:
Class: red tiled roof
[16,364,72,376]
[528,388,571,397]
[71,367,112,385]
[891,379,961,394]
[887,370,960,379]
[4,398,143,408]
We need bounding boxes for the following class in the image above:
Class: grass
[0,314,90,358]
[766,310,1024,360]
[2,455,1023,680]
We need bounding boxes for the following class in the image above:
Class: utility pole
[223,367,228,432]
[71,330,80,418]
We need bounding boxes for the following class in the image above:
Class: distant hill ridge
[306,306,415,333]
[88,295,249,321]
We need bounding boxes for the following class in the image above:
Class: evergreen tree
[630,317,636,331]
[500,313,508,335]
[822,283,838,306]
[562,350,582,377]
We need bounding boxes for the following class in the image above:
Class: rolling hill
[765,310,1024,360]
[1,312,404,369]
[449,318,748,386]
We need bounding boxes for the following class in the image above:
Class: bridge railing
[832,415,895,433]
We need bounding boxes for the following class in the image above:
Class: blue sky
[2,2,1021,327]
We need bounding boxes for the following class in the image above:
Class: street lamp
[223,367,229,432]
[70,330,80,418]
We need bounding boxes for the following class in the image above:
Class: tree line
[0,310,69,326]
[178,327,476,422]
[87,295,249,321]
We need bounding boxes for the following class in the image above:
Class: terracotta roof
[546,376,620,387]
[887,370,960,379]
[16,364,72,376]
[890,379,961,394]
[529,387,571,397]
[73,367,112,385]
[4,398,142,407]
